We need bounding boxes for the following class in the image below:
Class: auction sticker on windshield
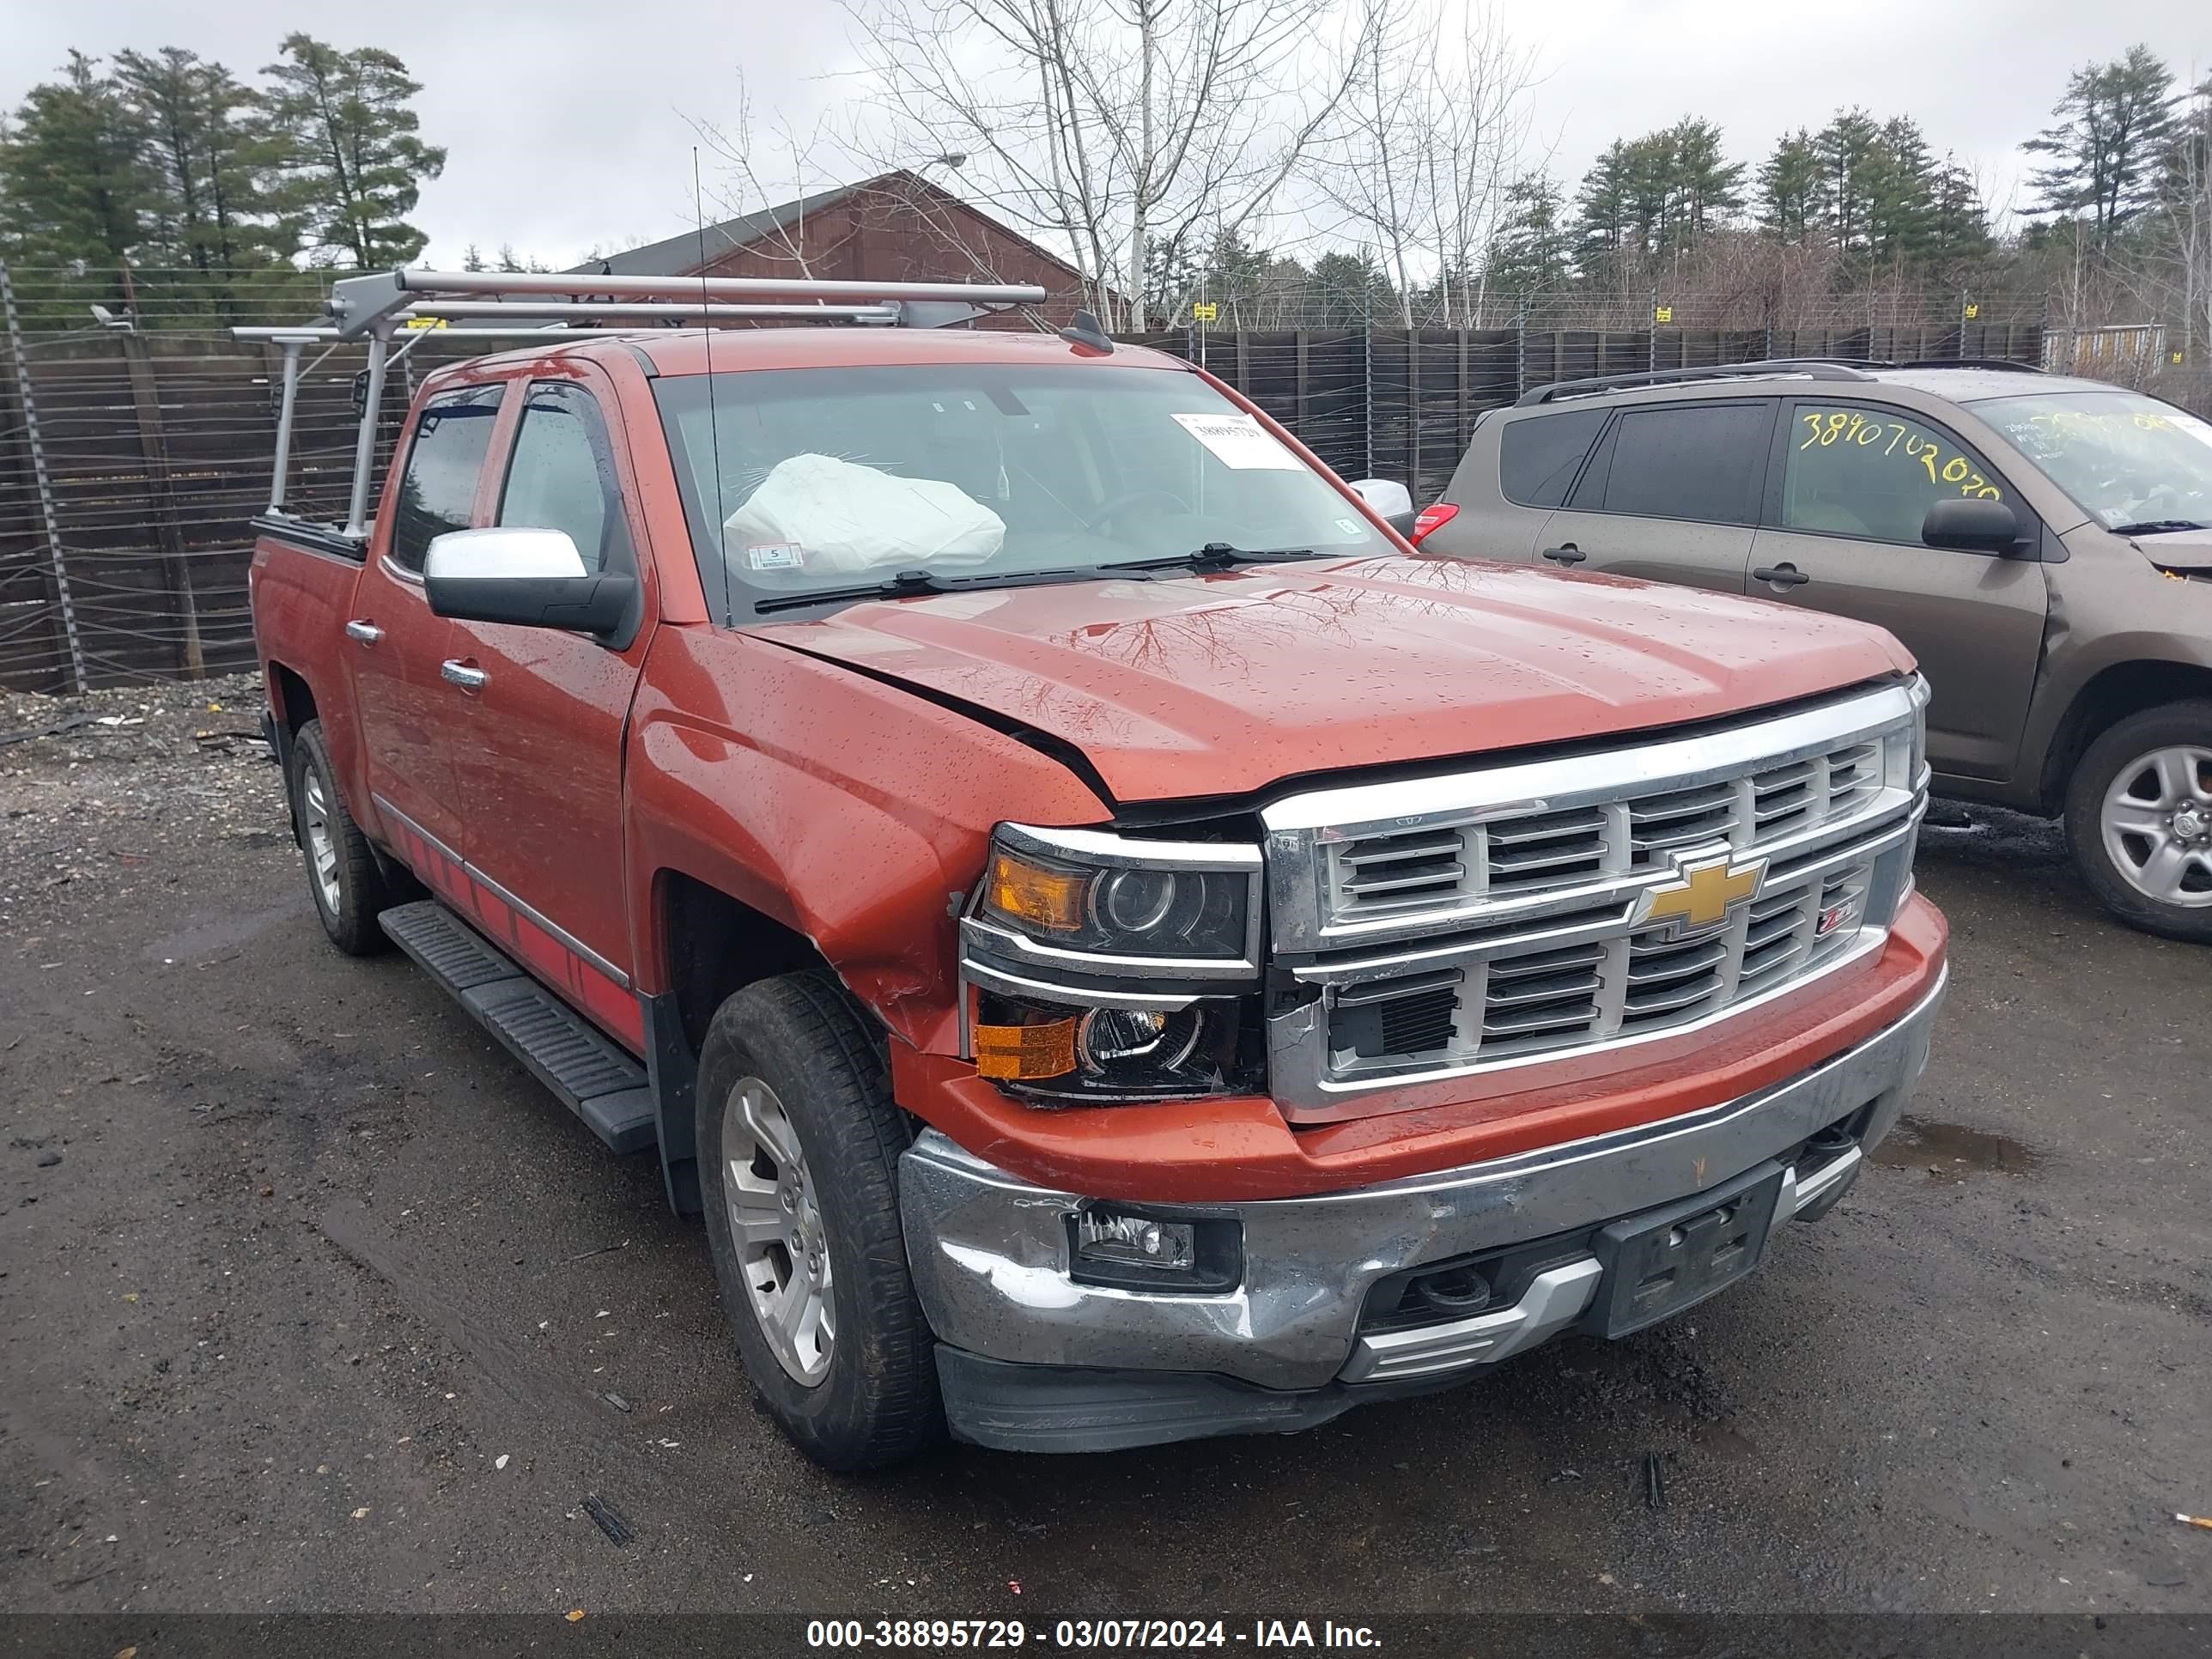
[1172,411,1304,470]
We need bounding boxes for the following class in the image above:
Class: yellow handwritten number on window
[1798,410,2000,500]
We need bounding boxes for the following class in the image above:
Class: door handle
[1540,543,1585,565]
[440,659,489,690]
[344,619,383,645]
[1753,562,1811,589]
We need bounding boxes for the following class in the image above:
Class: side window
[1499,409,1607,507]
[1585,403,1772,524]
[388,386,503,573]
[1779,404,2007,545]
[496,381,633,574]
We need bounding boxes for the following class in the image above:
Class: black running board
[379,901,656,1155]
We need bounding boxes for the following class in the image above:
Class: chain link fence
[0,263,2046,695]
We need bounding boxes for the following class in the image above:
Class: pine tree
[1484,173,1571,297]
[2022,44,2179,250]
[1307,248,1394,326]
[1660,117,1744,250]
[1757,130,1822,246]
[1573,140,1639,276]
[0,53,149,277]
[1864,116,1937,266]
[112,48,283,274]
[259,33,445,266]
[1813,109,1883,254]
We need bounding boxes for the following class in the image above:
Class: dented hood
[750,556,1916,803]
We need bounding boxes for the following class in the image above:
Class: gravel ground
[0,680,2208,1623]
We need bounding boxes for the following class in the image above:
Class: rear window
[388,386,503,572]
[1499,409,1606,507]
[1579,403,1771,524]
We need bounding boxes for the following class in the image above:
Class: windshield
[653,362,1388,618]
[1973,389,2212,532]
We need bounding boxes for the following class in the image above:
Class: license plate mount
[1583,1160,1786,1338]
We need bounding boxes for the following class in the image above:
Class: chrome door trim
[371,792,632,989]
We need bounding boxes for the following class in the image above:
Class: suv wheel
[695,973,943,1469]
[2064,701,2212,942]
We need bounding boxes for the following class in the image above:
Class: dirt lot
[2,677,2209,1620]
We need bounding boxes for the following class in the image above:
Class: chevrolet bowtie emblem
[1634,848,1768,937]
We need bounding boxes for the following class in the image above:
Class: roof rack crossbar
[327,267,1048,337]
[407,300,899,323]
[1516,359,1882,406]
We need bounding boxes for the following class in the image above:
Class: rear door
[1533,398,1774,587]
[1750,398,2049,781]
[348,383,505,870]
[1419,406,1607,562]
[442,371,654,1042]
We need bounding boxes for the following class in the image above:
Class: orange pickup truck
[243,270,1946,1468]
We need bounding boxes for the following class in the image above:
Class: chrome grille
[1266,681,1930,1119]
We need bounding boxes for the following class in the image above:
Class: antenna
[695,146,731,623]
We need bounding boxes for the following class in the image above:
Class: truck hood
[750,556,1915,802]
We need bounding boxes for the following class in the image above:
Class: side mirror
[1923,496,2028,556]
[1350,478,1418,538]
[424,527,636,635]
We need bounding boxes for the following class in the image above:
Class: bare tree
[842,0,1367,329]
[1314,0,1540,326]
[689,70,842,275]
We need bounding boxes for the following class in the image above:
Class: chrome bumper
[901,969,1943,1395]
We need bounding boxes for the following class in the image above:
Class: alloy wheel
[301,768,341,915]
[720,1075,836,1385]
[2100,744,2212,908]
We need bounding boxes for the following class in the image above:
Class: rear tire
[287,719,394,957]
[695,973,944,1469]
[2063,701,2212,943]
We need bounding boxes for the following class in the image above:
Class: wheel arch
[2036,659,2212,815]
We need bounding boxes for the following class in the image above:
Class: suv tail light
[1410,502,1459,546]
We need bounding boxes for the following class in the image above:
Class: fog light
[1066,1204,1244,1293]
[1075,1208,1196,1272]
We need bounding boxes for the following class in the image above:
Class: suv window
[389,386,504,573]
[1578,403,1770,523]
[1779,404,2006,545]
[1499,409,1606,507]
[497,381,632,574]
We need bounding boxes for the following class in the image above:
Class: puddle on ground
[1868,1115,2048,1180]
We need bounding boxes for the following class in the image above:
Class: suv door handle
[1540,543,1585,565]
[1753,563,1811,589]
[440,659,489,691]
[344,619,383,646]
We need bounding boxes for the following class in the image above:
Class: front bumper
[899,967,1943,1452]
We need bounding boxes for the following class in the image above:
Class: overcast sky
[2,0,2204,269]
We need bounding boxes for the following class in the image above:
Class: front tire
[287,719,394,956]
[2063,701,2212,943]
[696,973,943,1469]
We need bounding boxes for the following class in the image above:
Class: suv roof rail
[1515,359,1884,406]
[1896,357,2045,374]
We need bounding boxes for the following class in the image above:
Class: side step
[379,901,656,1155]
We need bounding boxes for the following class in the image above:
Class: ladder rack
[233,266,1051,537]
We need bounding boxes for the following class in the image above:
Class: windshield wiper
[1100,542,1323,574]
[2111,519,2210,537]
[750,563,1144,616]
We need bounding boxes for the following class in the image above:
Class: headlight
[981,832,1256,962]
[961,823,1264,1103]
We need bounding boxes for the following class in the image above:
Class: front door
[347,382,506,872]
[1753,398,2050,781]
[444,374,653,1046]
[1533,399,1776,589]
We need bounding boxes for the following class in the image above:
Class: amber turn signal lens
[987,850,1087,933]
[974,1018,1079,1080]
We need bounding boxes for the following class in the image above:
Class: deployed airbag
[724,453,1006,574]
